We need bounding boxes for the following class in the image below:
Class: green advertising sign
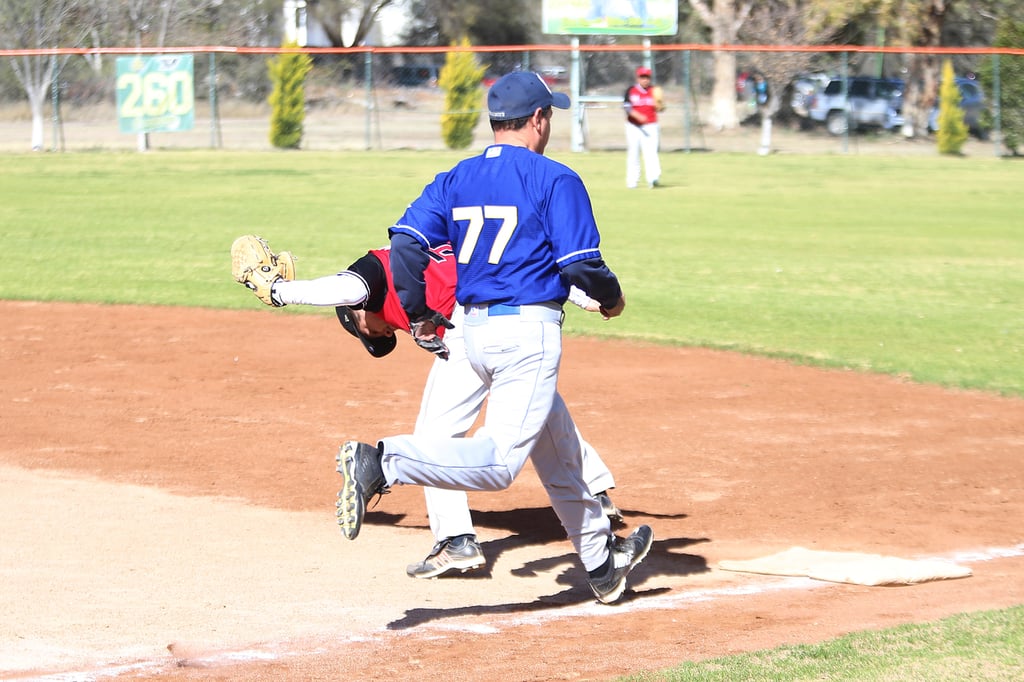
[543,0,678,35]
[116,55,195,134]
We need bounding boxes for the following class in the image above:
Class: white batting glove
[568,285,601,313]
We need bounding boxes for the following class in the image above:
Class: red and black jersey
[370,245,458,338]
[624,84,658,124]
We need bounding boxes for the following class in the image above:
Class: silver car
[788,73,830,119]
[807,76,905,135]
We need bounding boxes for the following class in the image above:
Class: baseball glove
[410,311,455,360]
[231,235,295,307]
[652,85,666,112]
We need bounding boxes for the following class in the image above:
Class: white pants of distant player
[625,122,661,188]
[417,318,616,543]
[380,303,613,571]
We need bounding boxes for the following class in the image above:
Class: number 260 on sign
[115,55,195,134]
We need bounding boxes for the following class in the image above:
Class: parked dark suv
[806,76,905,135]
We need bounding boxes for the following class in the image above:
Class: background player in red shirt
[624,65,664,189]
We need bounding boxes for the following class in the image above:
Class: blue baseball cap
[488,71,571,121]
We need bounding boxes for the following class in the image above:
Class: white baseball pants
[380,303,612,571]
[625,122,661,188]
[417,317,615,542]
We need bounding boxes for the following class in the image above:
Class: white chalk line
[16,542,1024,682]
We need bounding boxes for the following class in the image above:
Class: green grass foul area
[1,149,1021,395]
[621,605,1024,681]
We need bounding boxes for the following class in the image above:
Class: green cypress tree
[978,19,1024,156]
[439,38,486,150]
[267,43,313,149]
[936,59,969,155]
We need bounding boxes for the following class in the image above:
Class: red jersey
[370,245,458,338]
[625,84,658,125]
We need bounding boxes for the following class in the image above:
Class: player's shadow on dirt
[364,509,412,528]
[367,503,687,540]
[472,506,585,541]
[378,505,696,582]
[386,536,709,631]
[467,505,691,569]
[465,505,688,538]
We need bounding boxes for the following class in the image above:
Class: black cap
[335,306,397,358]
[334,252,396,358]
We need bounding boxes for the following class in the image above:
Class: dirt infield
[3,300,1023,681]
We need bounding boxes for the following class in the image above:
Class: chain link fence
[0,45,1014,156]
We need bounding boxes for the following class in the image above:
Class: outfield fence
[0,44,1020,156]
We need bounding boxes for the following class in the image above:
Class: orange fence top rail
[2,44,1024,58]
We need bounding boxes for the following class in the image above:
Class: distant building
[282,0,408,47]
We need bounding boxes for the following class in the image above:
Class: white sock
[273,272,370,307]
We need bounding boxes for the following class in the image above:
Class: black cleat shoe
[335,441,388,540]
[589,525,653,604]
[406,535,486,579]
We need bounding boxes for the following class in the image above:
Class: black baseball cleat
[406,535,486,579]
[588,525,654,604]
[335,441,388,540]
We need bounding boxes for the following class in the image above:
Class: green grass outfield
[2,149,1021,394]
[1,149,1022,678]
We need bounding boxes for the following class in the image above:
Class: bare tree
[732,0,836,152]
[738,0,838,124]
[115,0,217,47]
[685,0,754,130]
[901,0,948,136]
[0,0,80,150]
[306,0,397,47]
[401,0,534,47]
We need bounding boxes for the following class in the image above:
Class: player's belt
[487,303,520,316]
[464,302,563,324]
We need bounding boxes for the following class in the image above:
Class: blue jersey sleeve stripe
[556,248,601,265]
[389,223,435,249]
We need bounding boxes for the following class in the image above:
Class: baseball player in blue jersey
[335,71,653,604]
[230,235,624,580]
